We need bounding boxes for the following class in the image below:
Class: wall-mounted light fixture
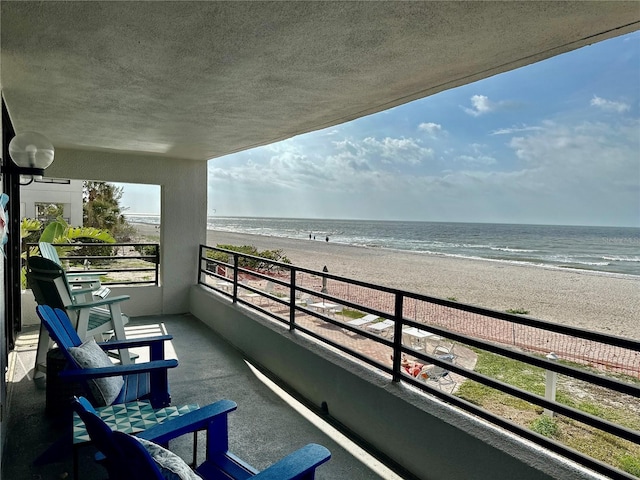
[8,131,55,185]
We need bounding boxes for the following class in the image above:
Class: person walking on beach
[325,236,329,242]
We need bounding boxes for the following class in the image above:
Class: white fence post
[544,352,559,417]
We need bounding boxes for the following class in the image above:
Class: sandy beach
[134,224,640,340]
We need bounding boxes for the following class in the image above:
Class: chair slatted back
[27,256,76,308]
[36,305,83,365]
[39,241,63,265]
[72,397,140,478]
[111,431,165,478]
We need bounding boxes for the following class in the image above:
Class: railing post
[290,269,296,329]
[232,253,239,302]
[155,243,160,286]
[544,352,559,417]
[392,292,404,382]
[198,245,204,285]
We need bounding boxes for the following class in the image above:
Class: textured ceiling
[1,1,639,161]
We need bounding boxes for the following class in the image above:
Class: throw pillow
[68,338,124,406]
[135,437,203,480]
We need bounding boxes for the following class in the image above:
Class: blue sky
[120,31,640,227]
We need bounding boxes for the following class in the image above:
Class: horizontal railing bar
[210,247,640,351]
[403,319,639,397]
[401,374,635,480]
[201,246,640,358]
[198,243,640,478]
[288,289,640,398]
[28,241,160,286]
[202,245,640,359]
[405,346,639,443]
[78,268,157,273]
[59,255,156,261]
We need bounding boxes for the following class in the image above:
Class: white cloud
[463,95,523,117]
[418,122,443,137]
[590,95,630,113]
[362,136,433,165]
[208,100,639,225]
[463,95,494,116]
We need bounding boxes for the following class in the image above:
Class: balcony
[4,312,390,480]
[6,246,638,480]
[3,4,639,479]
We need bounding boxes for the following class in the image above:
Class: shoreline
[133,223,640,339]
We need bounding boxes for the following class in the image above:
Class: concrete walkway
[4,314,407,480]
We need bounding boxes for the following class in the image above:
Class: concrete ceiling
[1,1,639,162]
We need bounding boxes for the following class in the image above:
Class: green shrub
[133,244,159,263]
[530,415,560,439]
[619,454,640,476]
[340,309,364,319]
[211,245,291,273]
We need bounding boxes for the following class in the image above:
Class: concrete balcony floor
[4,314,402,479]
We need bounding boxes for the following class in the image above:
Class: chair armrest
[68,285,99,296]
[97,335,173,350]
[67,294,131,309]
[58,359,178,381]
[251,444,331,480]
[66,272,106,278]
[137,400,238,444]
[67,278,102,286]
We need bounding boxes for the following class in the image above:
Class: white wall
[21,178,83,225]
[45,148,207,314]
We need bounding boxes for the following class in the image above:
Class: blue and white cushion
[135,437,202,480]
[68,338,124,406]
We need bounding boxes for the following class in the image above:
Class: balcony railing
[199,245,640,480]
[26,242,160,286]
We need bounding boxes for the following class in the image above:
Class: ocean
[126,215,640,277]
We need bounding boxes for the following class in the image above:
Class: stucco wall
[46,148,207,314]
[190,285,607,480]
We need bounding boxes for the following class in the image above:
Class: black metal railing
[198,245,640,480]
[26,242,160,286]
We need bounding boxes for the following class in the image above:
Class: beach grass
[339,308,365,319]
[456,349,640,475]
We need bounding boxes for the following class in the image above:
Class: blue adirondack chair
[72,396,331,480]
[36,305,177,408]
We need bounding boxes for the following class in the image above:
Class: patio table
[309,302,341,315]
[402,327,435,351]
